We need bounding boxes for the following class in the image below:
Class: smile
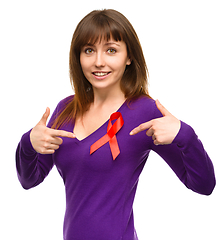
[92,71,111,80]
[93,72,111,76]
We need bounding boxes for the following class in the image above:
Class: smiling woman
[51,9,151,129]
[80,39,131,93]
[16,9,215,240]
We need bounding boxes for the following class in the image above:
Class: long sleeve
[16,96,74,189]
[15,101,62,190]
[151,121,216,195]
[16,129,54,190]
[16,96,74,190]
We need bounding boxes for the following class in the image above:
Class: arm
[16,130,54,190]
[16,106,75,190]
[151,121,216,195]
[130,100,216,195]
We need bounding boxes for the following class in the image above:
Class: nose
[95,51,105,68]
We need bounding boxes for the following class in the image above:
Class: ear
[126,57,132,66]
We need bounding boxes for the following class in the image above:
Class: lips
[92,71,111,79]
[93,72,111,76]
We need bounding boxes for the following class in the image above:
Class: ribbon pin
[90,112,124,160]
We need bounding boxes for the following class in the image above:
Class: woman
[16,9,216,240]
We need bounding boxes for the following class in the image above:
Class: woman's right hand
[30,107,76,154]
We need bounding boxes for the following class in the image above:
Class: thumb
[39,107,50,126]
[155,99,171,117]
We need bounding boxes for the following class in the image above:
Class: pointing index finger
[130,120,153,136]
[51,129,76,139]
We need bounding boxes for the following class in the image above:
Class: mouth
[92,72,111,77]
[92,71,111,79]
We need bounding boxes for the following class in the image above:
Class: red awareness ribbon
[90,112,124,160]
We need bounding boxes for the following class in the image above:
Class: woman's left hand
[130,100,181,145]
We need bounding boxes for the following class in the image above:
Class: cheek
[80,57,92,78]
[80,55,87,71]
[113,59,128,74]
[108,56,128,71]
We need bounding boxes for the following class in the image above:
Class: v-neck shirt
[16,95,216,240]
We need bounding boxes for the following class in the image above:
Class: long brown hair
[52,9,151,129]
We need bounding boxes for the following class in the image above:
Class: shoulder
[47,95,74,128]
[126,96,162,121]
[56,95,74,111]
[129,96,155,109]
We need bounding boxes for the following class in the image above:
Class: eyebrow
[84,42,121,47]
[104,42,121,47]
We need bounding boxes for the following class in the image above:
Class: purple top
[16,96,216,240]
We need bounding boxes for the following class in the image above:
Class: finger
[41,149,56,154]
[51,136,63,145]
[153,139,160,146]
[146,127,154,137]
[51,129,76,139]
[37,144,57,154]
[155,100,171,117]
[39,107,50,126]
[130,121,153,135]
[46,143,60,151]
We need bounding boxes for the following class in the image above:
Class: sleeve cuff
[172,121,198,149]
[20,129,37,156]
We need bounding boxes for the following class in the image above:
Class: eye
[107,48,116,54]
[85,48,94,54]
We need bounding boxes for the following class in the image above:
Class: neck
[92,87,126,109]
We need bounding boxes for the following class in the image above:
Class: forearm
[16,130,53,189]
[152,121,216,195]
[174,121,215,195]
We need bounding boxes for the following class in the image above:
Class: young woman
[16,9,216,240]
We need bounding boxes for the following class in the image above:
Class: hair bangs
[77,12,125,48]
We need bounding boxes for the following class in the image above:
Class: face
[80,38,131,93]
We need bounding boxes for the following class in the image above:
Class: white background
[1,0,220,239]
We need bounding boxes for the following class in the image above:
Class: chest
[73,104,124,141]
[73,114,109,141]
[54,112,152,177]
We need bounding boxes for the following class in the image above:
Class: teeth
[93,72,109,76]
